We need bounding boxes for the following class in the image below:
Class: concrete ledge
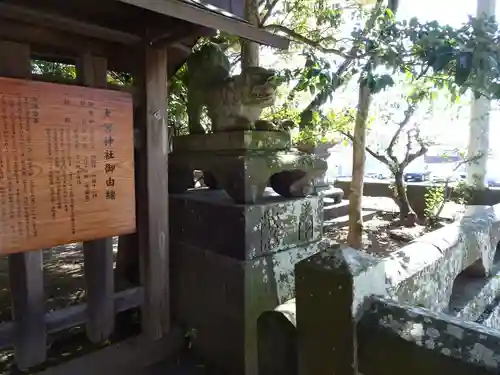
[36,329,184,375]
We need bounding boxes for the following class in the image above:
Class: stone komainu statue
[186,43,279,134]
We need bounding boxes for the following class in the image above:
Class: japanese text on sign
[0,77,136,255]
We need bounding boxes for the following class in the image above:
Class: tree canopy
[167,0,500,142]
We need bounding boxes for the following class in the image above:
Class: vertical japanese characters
[1,94,120,240]
[103,108,116,201]
[0,94,38,239]
[0,77,135,254]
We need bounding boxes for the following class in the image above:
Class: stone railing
[258,204,500,375]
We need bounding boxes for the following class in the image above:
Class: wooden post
[0,40,47,370]
[138,45,170,338]
[78,53,115,343]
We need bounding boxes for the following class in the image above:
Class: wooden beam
[138,45,170,338]
[77,54,116,343]
[0,287,144,350]
[0,40,32,78]
[168,43,192,54]
[0,18,139,74]
[116,0,290,49]
[82,233,115,343]
[0,3,142,45]
[0,40,47,371]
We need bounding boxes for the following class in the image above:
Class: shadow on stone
[257,300,297,375]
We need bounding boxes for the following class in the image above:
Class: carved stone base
[170,189,324,259]
[169,131,328,204]
[170,189,327,375]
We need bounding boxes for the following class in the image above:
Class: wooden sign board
[0,77,136,255]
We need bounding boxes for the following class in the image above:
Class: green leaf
[431,45,455,72]
[368,74,395,94]
[455,52,472,85]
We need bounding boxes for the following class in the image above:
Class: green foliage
[452,181,474,205]
[167,1,500,143]
[31,59,133,87]
[424,181,474,225]
[168,64,189,134]
[361,15,500,99]
[365,73,395,94]
[31,59,76,80]
[107,71,133,87]
[424,185,444,220]
[294,108,355,147]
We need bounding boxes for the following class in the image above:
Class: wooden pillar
[137,45,170,338]
[0,40,47,370]
[77,53,115,343]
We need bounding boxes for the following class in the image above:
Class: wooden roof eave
[115,0,290,50]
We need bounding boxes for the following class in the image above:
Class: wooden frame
[0,0,288,371]
[0,22,170,373]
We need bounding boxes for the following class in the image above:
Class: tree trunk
[240,0,260,69]
[393,169,417,226]
[347,82,371,249]
[466,0,495,188]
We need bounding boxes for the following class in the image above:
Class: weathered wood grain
[138,46,170,338]
[79,53,116,343]
[1,40,47,370]
[0,76,136,254]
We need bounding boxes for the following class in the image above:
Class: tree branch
[259,0,280,26]
[298,0,385,129]
[404,145,428,168]
[340,130,392,167]
[433,152,485,220]
[386,101,417,164]
[402,128,427,167]
[263,24,352,58]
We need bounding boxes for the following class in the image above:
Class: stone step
[323,199,350,220]
[323,210,378,230]
[318,187,344,203]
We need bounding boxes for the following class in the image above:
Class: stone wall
[258,203,500,375]
[334,180,500,218]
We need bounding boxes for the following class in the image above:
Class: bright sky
[398,0,478,25]
[354,0,500,174]
[398,0,500,160]
[261,0,500,164]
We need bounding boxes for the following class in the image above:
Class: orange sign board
[0,77,136,255]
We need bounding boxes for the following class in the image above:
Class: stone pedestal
[169,131,328,203]
[170,189,326,375]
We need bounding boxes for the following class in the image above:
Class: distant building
[424,147,463,164]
